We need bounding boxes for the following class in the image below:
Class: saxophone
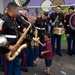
[6,16,31,61]
[34,28,39,46]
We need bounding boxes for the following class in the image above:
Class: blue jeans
[67,35,75,54]
[51,34,61,54]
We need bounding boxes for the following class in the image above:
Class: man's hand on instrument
[51,22,55,26]
[33,37,40,41]
[59,22,63,26]
[23,28,26,33]
[36,39,40,43]
[33,37,38,42]
[66,34,70,38]
[8,45,16,52]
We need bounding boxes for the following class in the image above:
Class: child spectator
[37,32,52,75]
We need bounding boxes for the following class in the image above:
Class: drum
[69,13,75,30]
[53,28,65,35]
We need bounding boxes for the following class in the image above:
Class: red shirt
[43,39,52,60]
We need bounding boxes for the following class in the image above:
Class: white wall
[0,0,3,14]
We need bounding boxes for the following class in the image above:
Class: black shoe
[72,53,75,55]
[34,57,37,61]
[21,68,29,72]
[28,63,37,67]
[68,53,72,56]
[39,56,43,59]
[0,67,4,72]
[32,64,37,67]
[57,53,62,56]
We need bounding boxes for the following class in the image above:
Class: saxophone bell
[6,44,27,61]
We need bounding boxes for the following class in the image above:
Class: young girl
[37,32,52,75]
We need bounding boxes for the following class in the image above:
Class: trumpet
[6,16,32,61]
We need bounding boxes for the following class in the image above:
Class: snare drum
[53,28,65,35]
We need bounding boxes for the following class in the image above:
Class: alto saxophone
[6,16,31,61]
[34,28,39,46]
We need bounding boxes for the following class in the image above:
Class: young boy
[37,32,52,75]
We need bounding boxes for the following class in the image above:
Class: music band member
[0,2,21,75]
[35,12,49,58]
[64,6,75,56]
[17,8,29,25]
[16,8,29,72]
[50,6,64,56]
[19,13,38,68]
[37,32,52,75]
[0,13,5,72]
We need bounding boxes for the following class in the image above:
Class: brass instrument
[6,16,31,61]
[34,28,39,46]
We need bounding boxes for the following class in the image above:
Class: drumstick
[54,15,59,24]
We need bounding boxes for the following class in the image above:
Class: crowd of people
[0,2,75,75]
